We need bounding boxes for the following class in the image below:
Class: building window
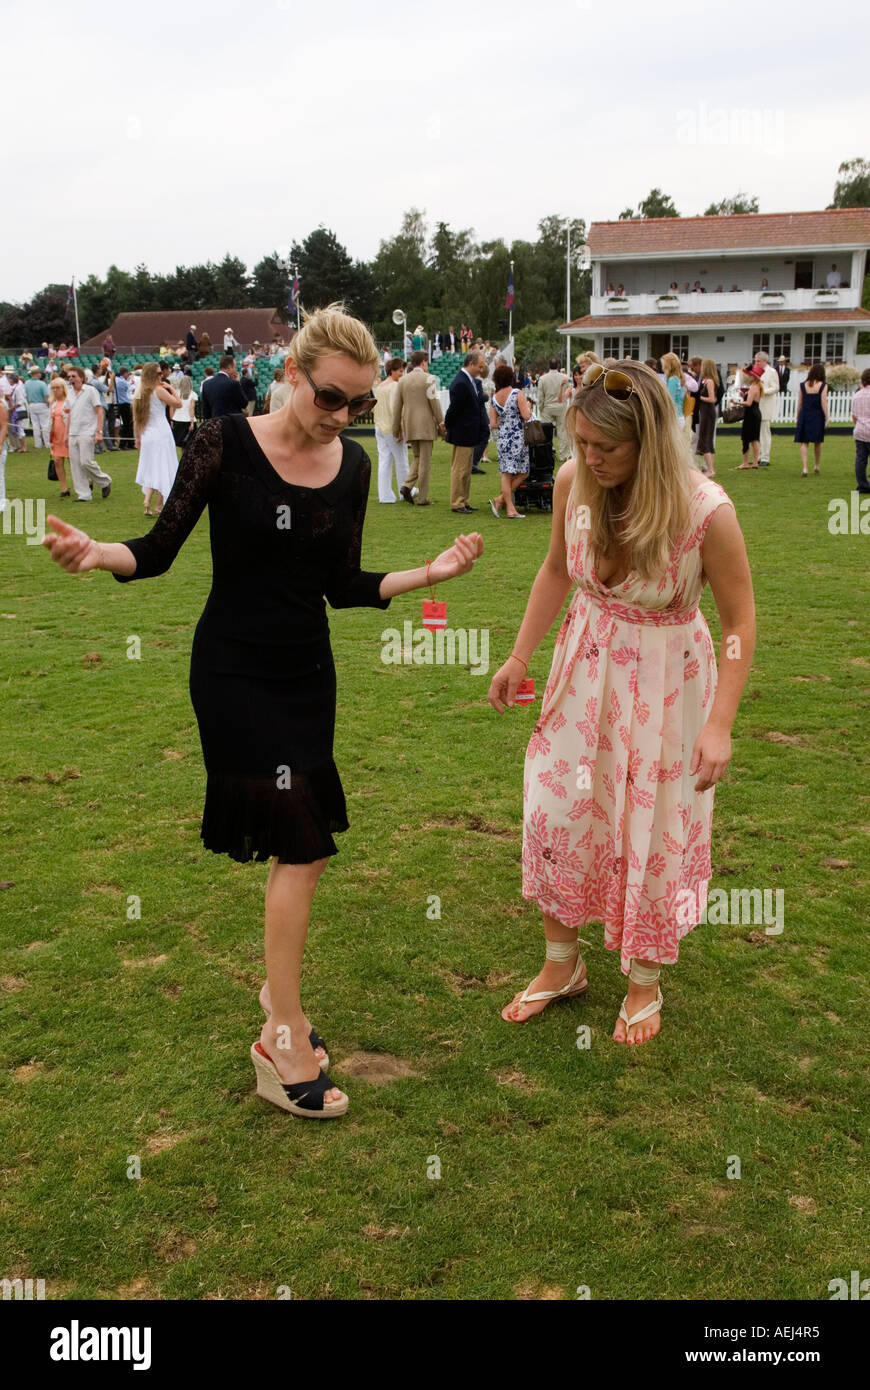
[670,334,689,361]
[803,332,823,363]
[773,333,791,361]
[752,333,770,357]
[825,331,844,362]
[602,336,620,359]
[622,337,640,360]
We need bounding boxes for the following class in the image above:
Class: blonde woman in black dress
[43,305,483,1121]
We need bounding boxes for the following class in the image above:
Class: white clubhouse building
[562,209,870,372]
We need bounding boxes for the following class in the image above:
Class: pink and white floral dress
[522,474,734,972]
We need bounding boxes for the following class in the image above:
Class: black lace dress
[115,414,391,863]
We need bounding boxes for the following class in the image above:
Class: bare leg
[502,913,585,1021]
[55,458,68,491]
[500,472,514,513]
[704,451,715,477]
[813,443,822,472]
[508,473,528,514]
[800,443,808,474]
[258,858,344,1105]
[153,489,164,514]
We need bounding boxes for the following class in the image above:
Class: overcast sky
[5,0,867,304]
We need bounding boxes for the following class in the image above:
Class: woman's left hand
[427,532,484,584]
[689,722,732,792]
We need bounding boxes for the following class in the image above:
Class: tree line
[2,161,867,352]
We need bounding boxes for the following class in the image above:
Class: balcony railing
[590,287,858,316]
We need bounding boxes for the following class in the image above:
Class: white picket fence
[773,389,857,424]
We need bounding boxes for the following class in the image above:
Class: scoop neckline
[235,414,355,495]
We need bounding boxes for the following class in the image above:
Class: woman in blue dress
[488,363,532,518]
[794,363,829,475]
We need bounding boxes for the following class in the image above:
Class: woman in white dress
[133,362,181,516]
[171,373,198,449]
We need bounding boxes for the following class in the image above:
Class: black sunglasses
[299,364,376,418]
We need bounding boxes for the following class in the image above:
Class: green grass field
[1,431,868,1301]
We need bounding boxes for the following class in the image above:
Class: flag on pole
[505,271,514,311]
[288,273,300,314]
[67,281,75,312]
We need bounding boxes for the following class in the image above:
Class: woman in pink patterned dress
[488,361,755,1045]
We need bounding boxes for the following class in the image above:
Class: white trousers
[759,418,773,462]
[69,435,112,501]
[375,428,409,501]
[28,402,51,448]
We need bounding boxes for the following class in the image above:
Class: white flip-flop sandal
[504,948,589,1022]
[617,987,663,1037]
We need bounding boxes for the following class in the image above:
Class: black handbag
[523,418,546,446]
[722,404,745,424]
[47,457,58,481]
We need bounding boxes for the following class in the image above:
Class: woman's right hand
[488,657,526,712]
[42,516,101,573]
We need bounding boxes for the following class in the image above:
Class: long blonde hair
[132,362,161,434]
[661,352,685,385]
[566,359,692,580]
[700,358,720,387]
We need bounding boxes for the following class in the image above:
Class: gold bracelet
[508,652,528,672]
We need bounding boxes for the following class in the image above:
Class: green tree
[370,209,437,336]
[638,188,679,218]
[704,193,759,215]
[534,214,590,325]
[0,284,74,348]
[212,253,251,306]
[290,227,363,312]
[829,157,870,208]
[620,189,679,219]
[251,252,291,309]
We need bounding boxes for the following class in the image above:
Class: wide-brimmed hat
[748,363,765,379]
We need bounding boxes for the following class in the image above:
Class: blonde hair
[49,377,67,399]
[661,352,685,384]
[177,374,192,400]
[132,361,161,434]
[288,302,379,377]
[700,358,720,388]
[576,350,601,372]
[566,359,692,580]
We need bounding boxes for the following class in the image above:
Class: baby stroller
[515,421,555,512]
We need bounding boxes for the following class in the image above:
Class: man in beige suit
[536,356,570,458]
[392,351,444,506]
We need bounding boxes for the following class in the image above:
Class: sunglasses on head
[298,364,376,418]
[581,364,635,400]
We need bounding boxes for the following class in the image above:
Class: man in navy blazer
[444,349,487,512]
[201,354,247,419]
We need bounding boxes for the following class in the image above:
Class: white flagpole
[73,275,81,352]
[295,264,301,332]
[565,225,571,373]
[509,259,514,341]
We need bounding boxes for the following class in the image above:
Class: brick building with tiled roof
[82,307,290,352]
[562,209,870,373]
